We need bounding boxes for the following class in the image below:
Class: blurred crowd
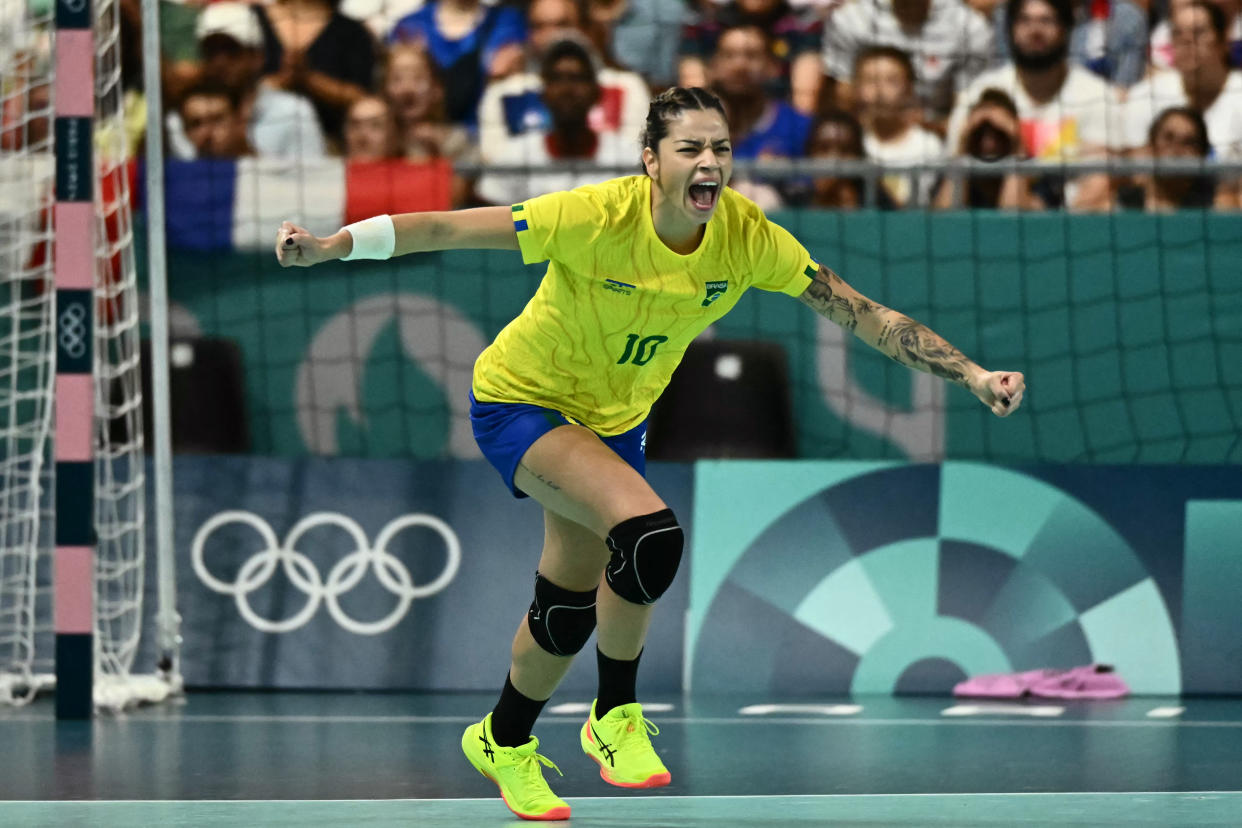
[7,0,1242,210]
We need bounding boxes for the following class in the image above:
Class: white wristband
[340,214,396,261]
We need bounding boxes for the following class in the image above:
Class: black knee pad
[604,508,684,605]
[527,573,597,657]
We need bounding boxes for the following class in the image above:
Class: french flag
[165,157,453,250]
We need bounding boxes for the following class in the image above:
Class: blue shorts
[469,392,647,498]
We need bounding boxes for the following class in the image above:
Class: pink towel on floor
[954,665,1129,699]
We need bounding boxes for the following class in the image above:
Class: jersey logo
[603,279,636,296]
[702,280,728,307]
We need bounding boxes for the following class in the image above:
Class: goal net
[0,0,180,710]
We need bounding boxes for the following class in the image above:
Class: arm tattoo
[875,312,971,385]
[799,265,876,332]
[800,264,974,387]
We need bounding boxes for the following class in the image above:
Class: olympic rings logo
[58,303,88,359]
[191,511,461,635]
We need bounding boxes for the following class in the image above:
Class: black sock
[596,647,641,718]
[490,673,548,748]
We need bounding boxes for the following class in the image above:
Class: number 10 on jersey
[616,334,668,366]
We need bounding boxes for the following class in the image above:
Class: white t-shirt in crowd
[475,129,635,205]
[1120,68,1242,159]
[824,0,994,119]
[946,63,1124,159]
[476,67,650,163]
[863,125,945,206]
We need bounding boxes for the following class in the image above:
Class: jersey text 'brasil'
[471,175,817,435]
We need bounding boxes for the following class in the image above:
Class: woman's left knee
[602,508,683,605]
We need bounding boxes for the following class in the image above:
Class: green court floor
[2,793,1239,827]
[2,693,1240,826]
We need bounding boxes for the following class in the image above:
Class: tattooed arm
[798,264,1026,417]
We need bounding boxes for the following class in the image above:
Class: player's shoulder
[525,176,646,238]
[715,186,790,251]
[719,184,769,226]
[566,175,647,221]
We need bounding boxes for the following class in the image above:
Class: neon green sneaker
[580,700,672,788]
[461,713,571,821]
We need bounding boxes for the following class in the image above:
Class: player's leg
[462,508,605,821]
[513,424,673,678]
[514,425,679,787]
[500,508,610,740]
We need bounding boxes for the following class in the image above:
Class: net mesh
[93,0,149,694]
[0,0,56,705]
[0,0,178,710]
[167,201,1242,465]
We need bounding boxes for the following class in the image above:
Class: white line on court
[26,713,1241,728]
[1147,706,1186,718]
[942,703,1064,717]
[739,703,863,715]
[3,791,1238,804]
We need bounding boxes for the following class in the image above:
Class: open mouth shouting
[687,179,720,213]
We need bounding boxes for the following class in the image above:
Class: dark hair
[1005,0,1074,42]
[1176,0,1228,42]
[178,77,241,116]
[713,21,775,55]
[853,45,916,86]
[1148,106,1211,155]
[972,87,1019,119]
[807,108,864,158]
[640,86,728,157]
[540,36,598,82]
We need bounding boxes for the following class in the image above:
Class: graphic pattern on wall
[687,462,1188,695]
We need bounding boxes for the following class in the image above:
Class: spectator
[476,37,634,204]
[853,46,945,207]
[993,0,1148,87]
[680,0,824,113]
[803,109,871,208]
[823,0,993,128]
[253,0,378,144]
[709,24,812,158]
[343,92,455,222]
[1150,0,1242,70]
[389,0,527,128]
[476,0,649,163]
[343,94,401,161]
[1120,0,1242,160]
[166,2,326,160]
[946,0,1120,210]
[705,23,812,208]
[177,78,253,159]
[933,88,1044,208]
[1117,106,1223,208]
[606,0,687,87]
[381,43,476,206]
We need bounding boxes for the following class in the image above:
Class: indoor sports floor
[2,692,1240,826]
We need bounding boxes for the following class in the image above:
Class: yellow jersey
[471,175,818,435]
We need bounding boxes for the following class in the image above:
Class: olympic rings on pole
[190,510,461,635]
